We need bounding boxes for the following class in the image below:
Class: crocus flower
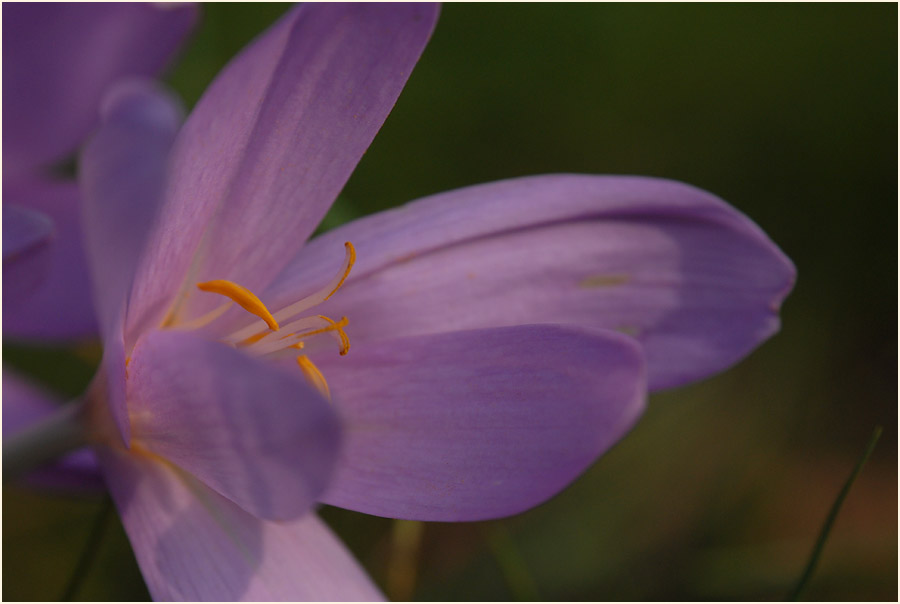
[2,2,197,340]
[5,3,795,601]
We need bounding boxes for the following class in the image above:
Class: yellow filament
[196,280,279,332]
[296,355,331,401]
[323,242,356,302]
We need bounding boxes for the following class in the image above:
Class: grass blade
[788,425,883,600]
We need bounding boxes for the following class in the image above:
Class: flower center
[187,241,356,400]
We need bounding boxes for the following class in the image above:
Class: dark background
[4,3,897,600]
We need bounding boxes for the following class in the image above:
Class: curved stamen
[272,241,355,323]
[196,280,280,331]
[315,315,350,356]
[296,355,331,401]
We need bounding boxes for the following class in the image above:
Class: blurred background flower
[2,3,197,341]
[3,3,895,600]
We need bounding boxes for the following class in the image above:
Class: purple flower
[5,3,795,601]
[2,2,197,340]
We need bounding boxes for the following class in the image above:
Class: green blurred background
[4,3,897,601]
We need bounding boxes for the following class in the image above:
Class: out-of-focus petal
[99,447,383,601]
[2,204,53,308]
[127,3,439,336]
[2,2,197,176]
[3,180,97,340]
[126,330,341,521]
[315,325,646,521]
[2,204,52,260]
[271,175,795,391]
[80,79,183,342]
[80,80,183,447]
[2,372,103,491]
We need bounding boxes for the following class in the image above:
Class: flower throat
[182,241,356,400]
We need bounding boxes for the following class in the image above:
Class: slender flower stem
[61,496,114,601]
[788,425,883,601]
[3,400,88,481]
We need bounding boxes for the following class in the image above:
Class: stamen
[316,315,350,356]
[271,242,355,323]
[323,242,356,301]
[196,280,279,332]
[191,245,353,371]
[223,243,354,344]
[280,315,349,356]
[245,315,349,357]
[230,316,324,347]
[296,355,331,401]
